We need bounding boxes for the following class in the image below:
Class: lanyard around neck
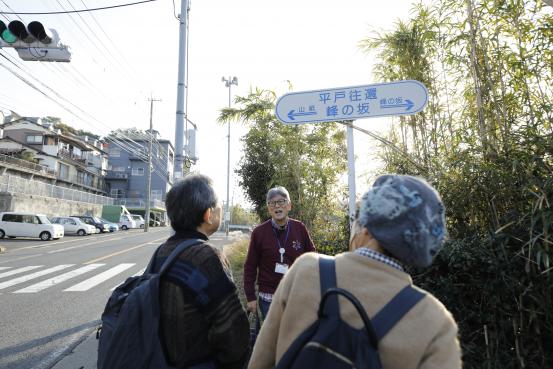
[272,223,291,263]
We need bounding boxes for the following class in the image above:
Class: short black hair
[166,173,218,231]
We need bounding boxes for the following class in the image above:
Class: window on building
[110,189,124,198]
[58,163,69,179]
[151,190,162,201]
[109,148,121,157]
[131,167,144,176]
[113,166,125,172]
[26,135,43,144]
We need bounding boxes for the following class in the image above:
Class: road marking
[0,265,74,290]
[0,254,43,264]
[13,264,105,293]
[47,237,124,254]
[0,267,11,271]
[110,267,146,291]
[13,237,94,251]
[0,265,43,279]
[84,236,167,264]
[64,263,135,291]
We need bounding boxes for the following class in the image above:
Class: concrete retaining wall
[0,192,103,217]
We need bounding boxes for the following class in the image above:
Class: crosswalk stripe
[0,266,43,279]
[109,267,146,291]
[13,264,105,293]
[0,265,74,290]
[64,263,135,292]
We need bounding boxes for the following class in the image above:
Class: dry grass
[223,238,249,306]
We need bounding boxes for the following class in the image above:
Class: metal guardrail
[0,175,114,205]
[0,153,56,177]
[114,198,166,210]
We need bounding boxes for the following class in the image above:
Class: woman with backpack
[248,174,462,369]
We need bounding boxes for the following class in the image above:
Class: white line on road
[0,267,11,271]
[14,264,105,293]
[0,265,74,290]
[47,237,124,254]
[64,263,135,292]
[0,265,43,279]
[110,267,146,291]
[85,236,167,264]
[0,253,43,264]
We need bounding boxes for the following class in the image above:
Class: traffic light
[0,20,71,62]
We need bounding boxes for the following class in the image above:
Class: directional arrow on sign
[380,99,414,111]
[287,110,317,120]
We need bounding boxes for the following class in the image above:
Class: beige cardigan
[248,251,462,369]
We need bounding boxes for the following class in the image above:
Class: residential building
[0,117,108,195]
[105,130,174,224]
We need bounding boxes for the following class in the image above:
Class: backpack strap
[318,256,339,316]
[372,285,426,340]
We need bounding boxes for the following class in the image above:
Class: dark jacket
[153,230,249,369]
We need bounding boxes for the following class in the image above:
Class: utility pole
[173,0,190,181]
[222,76,238,237]
[145,97,161,233]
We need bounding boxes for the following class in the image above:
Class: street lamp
[222,76,238,237]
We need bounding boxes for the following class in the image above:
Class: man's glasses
[267,199,287,208]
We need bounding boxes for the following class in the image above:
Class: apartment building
[105,130,174,224]
[0,117,108,195]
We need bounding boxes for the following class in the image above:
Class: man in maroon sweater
[243,186,316,320]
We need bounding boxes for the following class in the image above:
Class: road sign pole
[346,121,356,226]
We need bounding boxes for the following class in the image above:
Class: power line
[0,0,158,15]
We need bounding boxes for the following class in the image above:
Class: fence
[0,175,114,205]
[114,198,165,210]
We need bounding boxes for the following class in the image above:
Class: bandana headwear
[358,175,446,268]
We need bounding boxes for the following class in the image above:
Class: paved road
[0,228,241,369]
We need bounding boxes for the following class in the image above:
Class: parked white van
[0,212,64,240]
[130,214,145,229]
[118,215,137,230]
[51,216,97,236]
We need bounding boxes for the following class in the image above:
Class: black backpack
[97,238,204,369]
[276,256,425,369]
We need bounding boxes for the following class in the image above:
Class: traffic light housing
[0,20,71,62]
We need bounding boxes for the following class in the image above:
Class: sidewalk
[51,329,98,369]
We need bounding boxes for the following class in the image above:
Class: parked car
[149,219,160,227]
[0,212,64,240]
[72,215,110,233]
[131,214,145,229]
[51,216,97,236]
[99,218,119,232]
[118,215,137,230]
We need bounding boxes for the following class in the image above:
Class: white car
[119,215,137,230]
[131,214,145,229]
[51,216,97,236]
[0,212,64,241]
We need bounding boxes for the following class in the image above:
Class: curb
[51,328,98,369]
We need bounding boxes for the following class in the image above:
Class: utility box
[101,205,132,223]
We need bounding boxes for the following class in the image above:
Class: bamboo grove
[359,0,552,367]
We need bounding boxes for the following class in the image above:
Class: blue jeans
[255,298,271,333]
[259,299,271,320]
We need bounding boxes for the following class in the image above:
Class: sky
[0,0,421,207]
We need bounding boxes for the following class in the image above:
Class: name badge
[275,263,289,275]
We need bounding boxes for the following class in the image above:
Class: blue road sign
[275,80,428,125]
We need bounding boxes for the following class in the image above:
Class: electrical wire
[0,1,178,175]
[0,0,158,15]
